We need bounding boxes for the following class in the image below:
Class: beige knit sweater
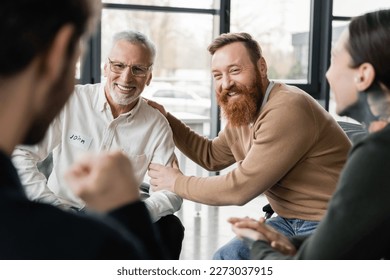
[168,83,351,221]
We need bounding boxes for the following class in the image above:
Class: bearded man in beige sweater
[147,32,351,260]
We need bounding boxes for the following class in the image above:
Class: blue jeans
[212,216,319,260]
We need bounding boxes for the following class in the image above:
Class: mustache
[219,86,243,102]
[220,86,242,96]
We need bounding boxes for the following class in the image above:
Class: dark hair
[0,0,98,77]
[207,32,262,66]
[347,9,390,89]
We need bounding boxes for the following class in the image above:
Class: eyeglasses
[107,58,152,77]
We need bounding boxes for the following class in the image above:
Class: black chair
[262,204,274,219]
[337,120,367,143]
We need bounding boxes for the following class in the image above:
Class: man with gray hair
[12,30,184,259]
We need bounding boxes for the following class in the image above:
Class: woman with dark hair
[230,9,390,259]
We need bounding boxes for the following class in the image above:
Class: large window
[80,0,390,128]
[333,0,390,17]
[230,0,311,83]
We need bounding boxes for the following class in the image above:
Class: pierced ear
[356,62,375,91]
[45,24,75,82]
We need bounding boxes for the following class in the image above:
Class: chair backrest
[337,121,367,143]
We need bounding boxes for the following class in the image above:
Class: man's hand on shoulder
[144,98,168,117]
[148,159,181,193]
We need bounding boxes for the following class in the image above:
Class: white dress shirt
[12,83,182,222]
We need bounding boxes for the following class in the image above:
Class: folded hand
[229,216,296,256]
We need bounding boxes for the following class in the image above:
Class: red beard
[217,83,262,127]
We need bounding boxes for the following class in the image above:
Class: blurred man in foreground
[0,0,165,259]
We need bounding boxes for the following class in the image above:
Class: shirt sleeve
[143,118,183,222]
[144,189,183,222]
[166,113,236,171]
[11,117,66,207]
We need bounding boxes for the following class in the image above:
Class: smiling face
[211,42,263,126]
[103,40,152,115]
[326,30,360,115]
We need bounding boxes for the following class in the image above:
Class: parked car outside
[143,84,211,117]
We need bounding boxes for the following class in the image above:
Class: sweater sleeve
[250,240,294,260]
[167,113,236,171]
[170,95,318,206]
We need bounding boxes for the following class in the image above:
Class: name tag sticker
[67,130,92,150]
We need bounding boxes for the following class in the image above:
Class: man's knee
[156,214,185,240]
[212,246,225,260]
[213,238,250,260]
[155,214,184,259]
